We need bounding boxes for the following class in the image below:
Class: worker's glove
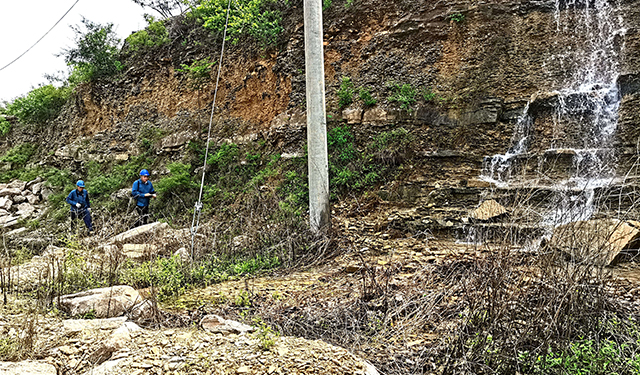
[152,194,157,198]
[76,203,82,208]
[86,208,91,213]
[145,193,151,197]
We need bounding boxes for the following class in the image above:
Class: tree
[60,18,122,82]
[131,0,189,19]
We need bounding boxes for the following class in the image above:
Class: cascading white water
[481,0,627,226]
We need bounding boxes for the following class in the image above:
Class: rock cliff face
[5,0,640,238]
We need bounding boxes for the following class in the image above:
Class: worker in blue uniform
[131,169,156,227]
[66,180,93,235]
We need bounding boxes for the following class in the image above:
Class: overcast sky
[0,0,158,104]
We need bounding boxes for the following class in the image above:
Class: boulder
[0,197,12,210]
[12,195,26,204]
[105,322,142,351]
[0,188,22,197]
[232,235,251,250]
[109,222,169,244]
[25,193,39,205]
[25,177,42,189]
[342,108,363,124]
[0,209,9,217]
[40,188,54,201]
[161,131,196,151]
[469,200,508,222]
[199,315,255,335]
[0,216,18,226]
[547,219,640,265]
[121,244,158,260]
[63,317,128,334]
[59,286,146,318]
[15,203,36,218]
[7,180,26,191]
[174,247,190,262]
[110,188,131,201]
[0,360,57,375]
[30,182,43,195]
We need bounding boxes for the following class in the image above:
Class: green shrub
[121,255,187,301]
[359,87,376,107]
[323,0,332,10]
[423,88,437,102]
[519,326,640,375]
[447,13,465,22]
[176,58,216,90]
[327,126,412,193]
[61,18,123,82]
[5,85,71,124]
[193,0,283,47]
[126,15,170,53]
[0,143,37,167]
[337,77,354,109]
[156,162,197,194]
[387,83,417,111]
[0,116,11,136]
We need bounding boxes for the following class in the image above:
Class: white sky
[0,0,158,104]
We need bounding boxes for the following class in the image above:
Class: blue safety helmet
[140,169,150,176]
[76,180,85,187]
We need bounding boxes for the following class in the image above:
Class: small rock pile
[0,177,50,228]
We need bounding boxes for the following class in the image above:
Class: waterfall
[481,0,626,227]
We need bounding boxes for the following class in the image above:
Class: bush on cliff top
[126,15,171,53]
[5,85,71,125]
[60,18,123,82]
[192,0,283,47]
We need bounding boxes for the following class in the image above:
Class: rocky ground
[0,193,640,375]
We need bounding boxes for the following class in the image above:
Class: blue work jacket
[66,189,91,211]
[132,179,156,207]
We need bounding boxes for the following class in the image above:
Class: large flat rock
[547,219,640,265]
[108,222,169,244]
[59,286,145,318]
[0,361,56,375]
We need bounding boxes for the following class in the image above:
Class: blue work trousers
[71,209,93,232]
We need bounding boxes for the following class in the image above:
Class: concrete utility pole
[304,0,330,233]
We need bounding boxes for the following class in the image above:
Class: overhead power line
[0,0,81,72]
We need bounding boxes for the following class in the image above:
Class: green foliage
[345,0,354,8]
[121,255,187,301]
[61,18,123,82]
[327,126,412,193]
[359,87,376,107]
[337,77,354,109]
[254,320,279,350]
[519,330,640,374]
[0,338,18,361]
[447,13,465,22]
[0,116,11,136]
[176,57,216,90]
[193,0,283,47]
[156,162,198,194]
[387,83,417,111]
[59,248,107,294]
[423,88,437,102]
[0,143,37,167]
[5,85,71,124]
[126,15,170,53]
[323,0,332,10]
[121,253,281,301]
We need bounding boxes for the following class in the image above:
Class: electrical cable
[0,0,81,72]
[190,0,233,259]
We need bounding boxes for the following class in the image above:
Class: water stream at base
[479,0,627,229]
